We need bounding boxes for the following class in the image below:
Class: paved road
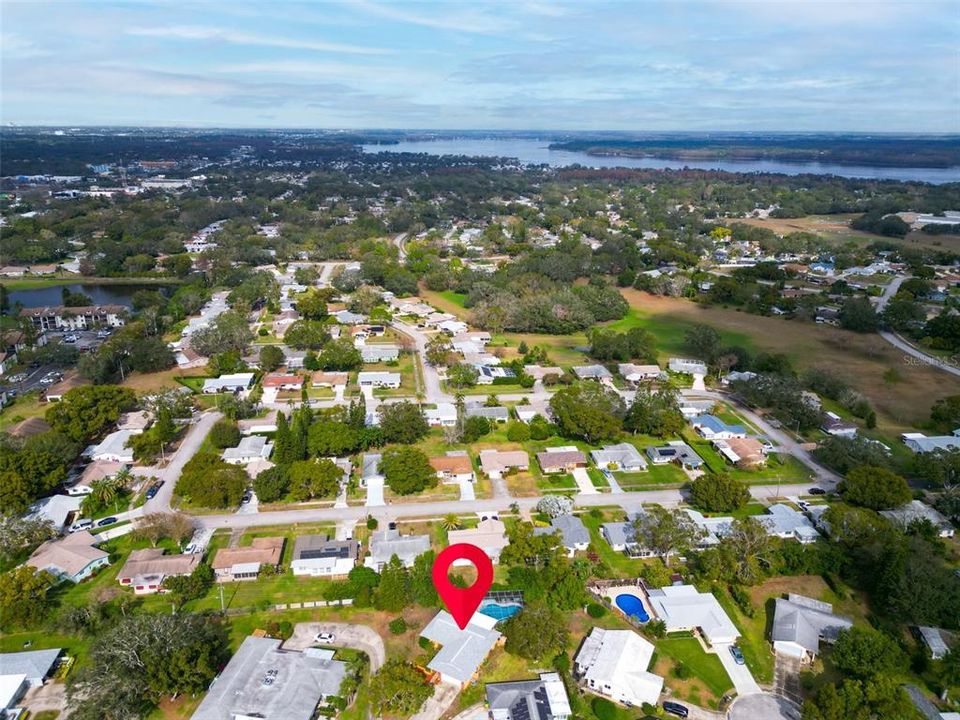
[284,622,386,672]
[728,694,800,720]
[875,274,960,378]
[392,232,409,263]
[391,320,452,403]
[139,410,223,514]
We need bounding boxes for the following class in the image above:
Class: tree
[162,563,214,606]
[378,402,429,444]
[689,473,750,512]
[813,436,891,475]
[253,465,289,503]
[447,362,478,388]
[369,660,433,717]
[208,350,246,376]
[189,311,253,356]
[133,513,194,547]
[0,431,80,514]
[318,338,363,370]
[409,550,438,607]
[441,513,462,531]
[839,297,880,333]
[381,446,436,495]
[506,421,531,442]
[0,567,54,630]
[549,383,624,443]
[632,507,703,566]
[308,421,361,457]
[425,335,453,367]
[802,677,913,720]
[684,324,721,364]
[374,555,411,611]
[840,465,911,510]
[67,613,229,720]
[462,415,491,443]
[930,395,960,433]
[624,386,684,437]
[284,320,331,350]
[502,603,568,660]
[0,516,56,564]
[536,495,574,518]
[716,518,775,585]
[831,627,906,680]
[208,419,241,449]
[174,451,247,508]
[259,344,285,372]
[46,385,136,442]
[287,459,342,501]
[295,289,329,320]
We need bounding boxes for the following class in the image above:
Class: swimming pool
[479,601,523,621]
[615,593,650,622]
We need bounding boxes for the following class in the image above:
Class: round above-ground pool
[615,593,650,622]
[479,601,522,621]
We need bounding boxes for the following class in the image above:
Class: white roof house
[88,429,137,463]
[669,358,708,375]
[420,611,501,686]
[646,585,740,645]
[618,363,661,383]
[902,432,960,454]
[591,443,647,472]
[364,529,431,570]
[202,373,255,394]
[574,628,663,707]
[424,402,457,427]
[447,519,509,564]
[222,436,274,465]
[881,500,956,538]
[360,344,400,363]
[357,371,401,388]
[29,494,82,530]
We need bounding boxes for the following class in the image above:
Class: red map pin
[432,543,494,629]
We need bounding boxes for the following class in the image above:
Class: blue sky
[2,0,958,131]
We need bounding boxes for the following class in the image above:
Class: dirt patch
[747,575,830,607]
[121,366,207,393]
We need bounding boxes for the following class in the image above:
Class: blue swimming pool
[615,593,650,622]
[479,602,522,621]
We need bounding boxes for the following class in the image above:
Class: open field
[616,290,960,431]
[121,366,208,393]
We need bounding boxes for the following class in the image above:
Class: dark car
[97,516,118,527]
[145,482,162,500]
[809,487,827,496]
[663,701,689,718]
[729,645,745,665]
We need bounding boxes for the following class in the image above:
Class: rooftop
[421,610,501,684]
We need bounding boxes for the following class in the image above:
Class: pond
[6,283,175,309]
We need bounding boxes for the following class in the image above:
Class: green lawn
[438,290,467,308]
[655,633,734,704]
[680,429,813,484]
[711,585,775,685]
[581,510,650,578]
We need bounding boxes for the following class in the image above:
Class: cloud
[344,0,515,34]
[0,32,52,58]
[125,25,390,55]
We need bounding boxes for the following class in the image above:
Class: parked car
[69,519,93,533]
[662,701,689,718]
[96,329,111,338]
[39,376,58,385]
[729,646,745,665]
[97,516,118,527]
[314,632,335,644]
[63,334,78,343]
[8,373,27,383]
[809,487,827,496]
[145,482,163,500]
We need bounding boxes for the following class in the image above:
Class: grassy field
[653,634,733,709]
[0,275,184,291]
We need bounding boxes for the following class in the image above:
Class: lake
[7,283,173,309]
[362,138,960,184]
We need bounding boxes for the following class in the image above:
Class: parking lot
[1,329,109,397]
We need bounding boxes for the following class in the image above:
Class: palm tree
[441,513,462,531]
[113,467,132,490]
[89,478,119,507]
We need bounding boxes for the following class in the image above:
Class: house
[420,611,501,686]
[20,304,126,331]
[690,414,747,440]
[574,628,664,707]
[601,513,650,557]
[516,402,551,424]
[821,411,858,438]
[761,504,821,543]
[678,398,715,419]
[523,365,563,382]
[536,447,587,474]
[272,309,300,337]
[117,549,200,594]
[485,672,572,720]
[916,626,951,661]
[357,371,401,388]
[238,410,280,435]
[430,453,475,484]
[771,594,853,662]
[476,365,516,385]
[190,636,347,720]
[360,344,400,363]
[291,536,360,578]
[68,460,126,496]
[27,531,109,583]
[668,358,708,375]
[0,266,28,277]
[534,514,590,557]
[714,437,767,468]
[283,349,307,369]
[28,493,82,531]
[591,443,647,472]
[880,500,956,538]
[0,648,62,701]
[479,449,529,479]
[365,528,431,570]
[448,519,509,564]
[202,373,255,394]
[572,365,613,381]
[424,402,457,427]
[117,410,152,432]
[722,370,758,386]
[646,585,740,645]
[87,429,137,463]
[211,537,284,581]
[465,404,509,423]
[311,371,349,388]
[618,363,661,383]
[646,441,704,469]
[334,309,366,325]
[262,373,304,391]
[222,435,274,465]
[438,319,468,335]
[902,432,960,454]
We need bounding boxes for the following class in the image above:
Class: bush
[586,603,607,618]
[388,617,407,635]
[208,419,241,449]
[418,636,433,650]
[366,516,378,530]
[591,697,618,720]
[258,327,268,336]
[673,661,691,679]
[506,422,530,442]
[729,585,755,618]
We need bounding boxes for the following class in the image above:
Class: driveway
[20,681,67,717]
[458,478,476,501]
[410,680,461,720]
[572,467,598,495]
[728,694,800,720]
[715,643,762,696]
[365,477,385,507]
[284,622,386,672]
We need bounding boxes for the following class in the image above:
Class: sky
[2,0,958,132]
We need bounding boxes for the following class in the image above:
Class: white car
[63,334,78,343]
[69,519,93,533]
[313,632,335,644]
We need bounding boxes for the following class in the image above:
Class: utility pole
[219,584,225,613]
